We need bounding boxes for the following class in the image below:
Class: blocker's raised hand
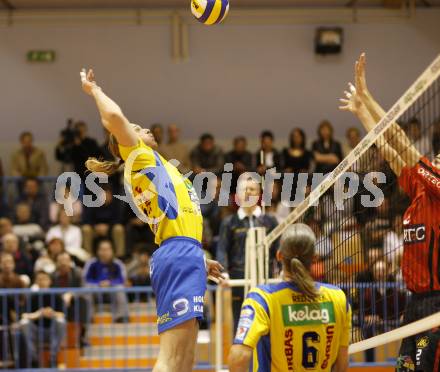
[80,68,99,95]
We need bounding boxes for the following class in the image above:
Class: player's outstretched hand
[206,259,226,284]
[80,68,99,96]
[354,52,370,99]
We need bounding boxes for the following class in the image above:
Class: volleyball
[191,0,230,25]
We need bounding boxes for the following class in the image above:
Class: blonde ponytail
[281,224,318,301]
[84,133,123,176]
[289,257,318,300]
[85,158,122,175]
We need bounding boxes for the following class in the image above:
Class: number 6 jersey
[233,281,351,371]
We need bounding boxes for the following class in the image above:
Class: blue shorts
[150,237,207,334]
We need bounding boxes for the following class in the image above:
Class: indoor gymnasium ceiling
[1,0,440,9]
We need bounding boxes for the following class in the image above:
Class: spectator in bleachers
[190,133,224,175]
[83,239,129,323]
[312,120,343,174]
[12,203,45,242]
[216,176,278,331]
[0,217,13,241]
[406,117,431,156]
[225,136,253,194]
[2,233,34,280]
[20,271,66,368]
[71,121,102,181]
[10,131,48,178]
[282,128,313,174]
[356,247,383,283]
[17,178,50,230]
[0,252,25,316]
[55,119,75,172]
[50,185,82,225]
[256,130,281,175]
[342,127,361,157]
[358,259,406,362]
[161,124,191,173]
[364,197,392,247]
[122,205,155,257]
[47,209,90,263]
[52,252,90,348]
[82,185,124,256]
[126,244,152,287]
[383,214,404,276]
[0,252,26,288]
[150,123,166,155]
[34,238,66,274]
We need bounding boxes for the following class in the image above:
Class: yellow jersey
[234,281,351,371]
[119,140,203,246]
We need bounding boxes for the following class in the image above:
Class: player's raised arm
[339,81,405,176]
[80,68,138,147]
[354,54,422,167]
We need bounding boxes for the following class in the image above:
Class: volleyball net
[260,53,440,354]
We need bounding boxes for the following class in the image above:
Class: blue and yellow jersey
[119,140,203,246]
[234,281,351,371]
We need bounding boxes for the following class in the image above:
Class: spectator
[50,185,82,225]
[70,121,102,181]
[364,197,392,247]
[282,128,313,173]
[10,131,48,178]
[12,203,44,243]
[190,133,224,175]
[406,117,430,156]
[34,238,65,275]
[83,240,129,322]
[225,136,253,194]
[122,204,155,257]
[82,186,124,256]
[126,244,153,287]
[20,271,66,368]
[17,178,50,230]
[356,247,383,283]
[161,124,191,173]
[47,209,90,263]
[55,119,76,172]
[2,233,34,280]
[0,252,26,289]
[312,120,343,174]
[383,214,404,274]
[342,127,361,157]
[52,253,91,348]
[256,130,281,175]
[216,176,278,331]
[358,259,406,362]
[150,123,166,155]
[0,217,13,241]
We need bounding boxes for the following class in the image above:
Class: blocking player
[228,224,351,371]
[340,53,440,372]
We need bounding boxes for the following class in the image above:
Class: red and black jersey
[399,157,440,293]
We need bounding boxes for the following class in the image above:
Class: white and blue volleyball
[191,0,230,25]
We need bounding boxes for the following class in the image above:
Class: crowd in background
[0,116,437,364]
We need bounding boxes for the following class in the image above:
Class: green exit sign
[27,50,56,63]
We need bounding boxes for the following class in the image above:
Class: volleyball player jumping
[80,69,224,372]
[340,53,440,372]
[228,224,351,371]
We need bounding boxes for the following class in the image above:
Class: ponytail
[280,224,318,301]
[289,257,318,300]
[85,133,123,176]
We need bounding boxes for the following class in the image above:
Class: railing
[0,286,215,371]
[0,282,409,371]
